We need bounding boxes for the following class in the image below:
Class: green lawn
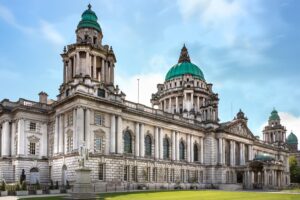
[21,190,300,200]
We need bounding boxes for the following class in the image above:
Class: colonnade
[64,51,114,84]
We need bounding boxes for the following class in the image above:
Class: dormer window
[98,89,105,98]
[93,36,97,44]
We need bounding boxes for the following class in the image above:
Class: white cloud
[116,73,164,106]
[40,20,65,46]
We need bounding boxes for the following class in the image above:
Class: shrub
[55,181,59,189]
[0,180,6,191]
[15,183,21,191]
[36,180,41,190]
[49,180,54,190]
[21,181,27,191]
[66,180,71,189]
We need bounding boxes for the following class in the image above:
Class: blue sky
[0,0,299,142]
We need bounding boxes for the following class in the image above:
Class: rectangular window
[195,170,199,182]
[29,142,36,155]
[170,169,175,183]
[152,167,157,182]
[95,113,105,126]
[99,163,105,181]
[66,113,73,126]
[94,137,102,152]
[147,167,151,182]
[67,135,73,153]
[180,169,185,182]
[187,170,190,182]
[164,168,169,182]
[30,122,36,131]
[124,165,129,181]
[132,166,137,182]
[200,171,203,183]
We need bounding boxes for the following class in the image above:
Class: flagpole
[137,78,140,104]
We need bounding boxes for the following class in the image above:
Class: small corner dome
[287,132,298,144]
[77,4,101,32]
[269,108,280,121]
[165,45,205,81]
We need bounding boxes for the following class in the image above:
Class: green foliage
[289,156,300,183]
[55,181,59,190]
[49,180,54,190]
[15,182,21,191]
[36,180,41,190]
[0,180,6,191]
[21,181,27,190]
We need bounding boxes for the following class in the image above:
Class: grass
[20,190,300,200]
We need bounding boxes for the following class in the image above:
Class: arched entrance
[62,165,67,185]
[30,168,40,184]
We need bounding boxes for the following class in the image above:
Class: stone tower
[263,108,286,144]
[286,132,298,152]
[58,4,123,101]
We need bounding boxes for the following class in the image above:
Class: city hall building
[0,5,290,190]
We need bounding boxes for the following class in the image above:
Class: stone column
[200,137,204,163]
[76,52,80,75]
[73,109,78,150]
[155,127,159,159]
[222,138,226,164]
[169,98,172,113]
[218,138,222,164]
[159,128,164,159]
[176,132,179,161]
[93,56,96,79]
[54,116,59,154]
[117,116,123,154]
[191,93,194,109]
[58,114,64,154]
[135,122,140,157]
[11,121,16,156]
[175,97,178,113]
[197,96,200,112]
[68,59,72,80]
[230,141,234,166]
[16,119,25,156]
[240,143,243,165]
[1,121,11,156]
[264,169,268,187]
[101,58,105,83]
[187,134,191,162]
[77,107,84,147]
[110,115,116,153]
[86,52,90,76]
[41,123,48,157]
[171,131,176,161]
[190,135,194,162]
[85,109,91,149]
[139,123,144,157]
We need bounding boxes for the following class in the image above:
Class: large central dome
[165,45,205,81]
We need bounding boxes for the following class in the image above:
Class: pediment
[224,120,255,139]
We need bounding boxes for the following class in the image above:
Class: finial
[178,44,191,63]
[63,46,66,53]
[88,3,92,10]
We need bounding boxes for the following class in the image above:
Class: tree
[289,156,300,183]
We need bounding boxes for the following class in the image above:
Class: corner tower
[151,45,219,124]
[287,132,298,152]
[263,108,286,144]
[59,4,123,100]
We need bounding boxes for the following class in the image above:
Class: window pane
[124,131,132,153]
[145,135,152,156]
[163,138,169,159]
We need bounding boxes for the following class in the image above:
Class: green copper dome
[287,132,298,144]
[269,108,280,121]
[77,4,101,32]
[165,45,205,81]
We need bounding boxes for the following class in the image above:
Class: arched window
[124,131,132,153]
[179,141,185,160]
[30,168,39,184]
[194,143,198,162]
[163,138,170,159]
[145,135,152,156]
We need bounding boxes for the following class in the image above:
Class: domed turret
[77,4,101,32]
[151,44,219,125]
[165,45,205,81]
[269,108,280,121]
[263,108,286,144]
[76,4,103,45]
[287,132,298,152]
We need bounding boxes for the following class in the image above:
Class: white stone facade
[0,5,290,191]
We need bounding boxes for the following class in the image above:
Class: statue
[20,169,26,184]
[78,143,89,168]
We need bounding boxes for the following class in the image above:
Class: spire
[178,44,191,63]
